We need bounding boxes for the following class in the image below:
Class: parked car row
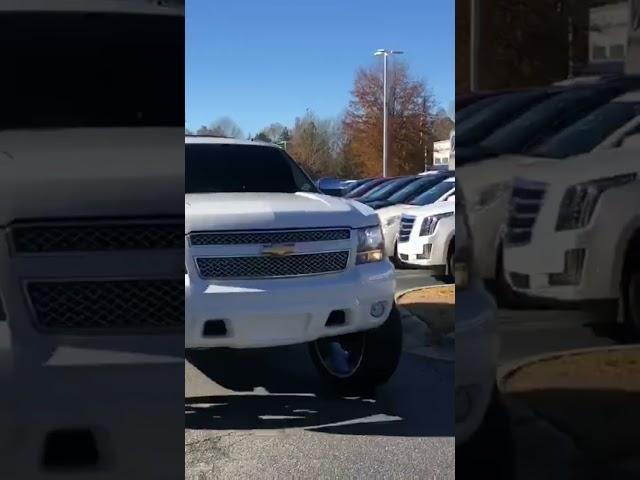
[458,74,640,339]
[317,171,457,272]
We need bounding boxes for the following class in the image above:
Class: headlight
[356,225,385,264]
[556,173,637,231]
[419,212,454,236]
[384,215,400,227]
[475,182,511,210]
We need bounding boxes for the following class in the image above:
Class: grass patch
[397,285,454,338]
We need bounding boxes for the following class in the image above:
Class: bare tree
[196,116,244,138]
[288,110,338,178]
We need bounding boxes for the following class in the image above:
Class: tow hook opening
[325,310,347,327]
[42,429,100,470]
[203,319,228,337]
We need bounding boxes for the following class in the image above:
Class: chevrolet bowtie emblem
[262,244,296,257]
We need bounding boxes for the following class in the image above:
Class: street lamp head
[374,49,404,56]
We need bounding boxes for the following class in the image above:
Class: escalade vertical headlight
[356,225,385,264]
[420,212,454,236]
[556,173,637,231]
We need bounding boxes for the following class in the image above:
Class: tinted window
[529,100,640,159]
[386,175,449,203]
[456,95,500,125]
[360,177,415,201]
[409,181,455,206]
[456,91,553,147]
[186,144,316,194]
[480,87,617,155]
[346,178,391,198]
[2,13,183,128]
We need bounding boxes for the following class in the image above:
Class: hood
[402,200,454,220]
[0,128,184,226]
[364,200,392,210]
[185,192,378,233]
[509,147,640,187]
[376,204,415,222]
[457,152,560,198]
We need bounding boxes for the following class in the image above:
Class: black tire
[457,386,516,480]
[391,241,403,268]
[309,304,403,391]
[446,241,455,283]
[622,244,640,340]
[495,248,521,309]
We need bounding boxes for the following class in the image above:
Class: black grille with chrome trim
[189,229,351,246]
[196,251,349,279]
[27,280,183,333]
[399,216,416,243]
[506,179,547,246]
[11,222,183,253]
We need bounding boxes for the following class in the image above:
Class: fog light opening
[370,301,388,318]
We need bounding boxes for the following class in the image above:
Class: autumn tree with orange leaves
[343,62,440,177]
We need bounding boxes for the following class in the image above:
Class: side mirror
[317,178,346,197]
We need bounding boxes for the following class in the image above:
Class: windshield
[387,175,449,203]
[2,12,183,128]
[409,181,455,206]
[480,88,618,155]
[360,177,415,201]
[186,144,317,194]
[456,91,553,147]
[528,100,640,159]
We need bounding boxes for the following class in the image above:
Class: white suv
[456,188,513,478]
[396,191,456,275]
[378,176,455,260]
[185,137,402,388]
[503,145,640,336]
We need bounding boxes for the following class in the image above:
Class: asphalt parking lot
[185,270,454,479]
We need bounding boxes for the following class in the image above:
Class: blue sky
[186,0,454,136]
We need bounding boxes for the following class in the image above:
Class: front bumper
[503,230,617,302]
[455,284,499,445]
[185,261,396,349]
[396,231,449,268]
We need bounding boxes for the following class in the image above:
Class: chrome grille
[506,178,547,246]
[27,280,183,333]
[190,229,351,246]
[399,216,416,243]
[196,251,349,279]
[11,222,183,253]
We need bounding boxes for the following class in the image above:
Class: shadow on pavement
[506,388,640,479]
[185,345,453,437]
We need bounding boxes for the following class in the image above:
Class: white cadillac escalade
[185,137,402,389]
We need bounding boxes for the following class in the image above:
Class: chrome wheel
[313,333,366,378]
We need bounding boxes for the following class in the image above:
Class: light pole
[470,0,479,91]
[374,49,403,177]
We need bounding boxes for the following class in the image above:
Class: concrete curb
[395,284,454,302]
[497,344,640,391]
